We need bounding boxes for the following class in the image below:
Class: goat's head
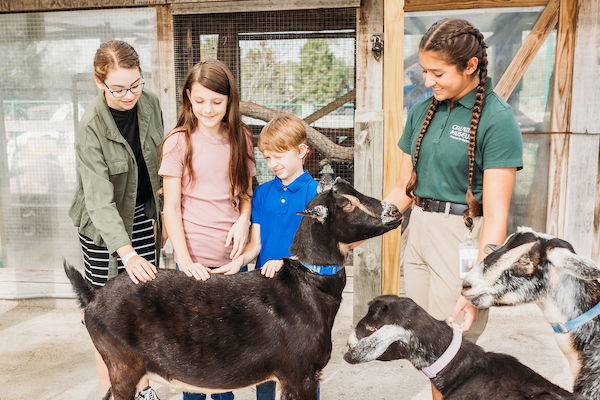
[344,296,433,365]
[299,175,402,242]
[462,227,600,308]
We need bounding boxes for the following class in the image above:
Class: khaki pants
[404,205,488,343]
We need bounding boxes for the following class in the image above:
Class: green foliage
[293,39,351,104]
[241,41,294,104]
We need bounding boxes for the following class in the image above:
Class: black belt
[419,198,483,217]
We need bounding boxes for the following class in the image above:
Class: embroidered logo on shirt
[449,124,470,143]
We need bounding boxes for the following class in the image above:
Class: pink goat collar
[421,323,463,379]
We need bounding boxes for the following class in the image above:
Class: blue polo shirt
[251,171,318,268]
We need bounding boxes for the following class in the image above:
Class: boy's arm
[211,224,262,275]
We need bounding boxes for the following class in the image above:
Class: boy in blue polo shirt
[212,113,319,400]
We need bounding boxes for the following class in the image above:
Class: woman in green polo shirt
[69,40,163,400]
[384,18,522,399]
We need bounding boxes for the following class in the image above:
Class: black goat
[64,176,401,400]
[462,227,600,399]
[344,295,581,400]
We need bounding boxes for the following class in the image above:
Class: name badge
[459,241,479,279]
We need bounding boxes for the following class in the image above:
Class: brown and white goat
[344,295,580,399]
[64,176,402,400]
[462,227,600,399]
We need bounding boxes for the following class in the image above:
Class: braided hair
[405,18,488,228]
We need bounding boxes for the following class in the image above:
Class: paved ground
[0,274,573,400]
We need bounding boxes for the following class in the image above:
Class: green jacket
[69,90,164,278]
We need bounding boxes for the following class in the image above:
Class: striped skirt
[79,204,156,288]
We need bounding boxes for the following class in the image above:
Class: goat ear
[484,243,502,255]
[317,174,335,194]
[297,205,328,223]
[344,325,409,364]
[547,247,600,280]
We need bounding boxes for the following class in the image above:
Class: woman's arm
[449,167,517,330]
[163,175,210,280]
[477,167,517,260]
[383,151,415,213]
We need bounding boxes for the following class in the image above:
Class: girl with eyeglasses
[69,40,163,400]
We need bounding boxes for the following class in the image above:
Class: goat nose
[462,282,472,290]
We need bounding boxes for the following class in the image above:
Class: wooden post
[568,0,600,259]
[545,0,577,238]
[155,5,177,133]
[381,0,404,295]
[353,0,384,324]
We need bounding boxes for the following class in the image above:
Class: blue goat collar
[299,262,343,276]
[551,301,600,333]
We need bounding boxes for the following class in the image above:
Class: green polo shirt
[399,79,523,204]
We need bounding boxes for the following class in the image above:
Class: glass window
[404,7,555,132]
[0,8,158,295]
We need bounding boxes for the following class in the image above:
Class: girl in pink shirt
[160,59,255,284]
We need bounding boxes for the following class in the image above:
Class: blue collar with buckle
[551,301,600,333]
[299,261,344,276]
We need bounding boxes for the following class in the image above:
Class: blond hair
[258,114,308,153]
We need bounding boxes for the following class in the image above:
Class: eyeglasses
[103,80,145,98]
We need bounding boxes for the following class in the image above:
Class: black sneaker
[134,386,160,400]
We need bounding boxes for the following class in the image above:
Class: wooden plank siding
[495,0,559,101]
[382,0,404,296]
[568,0,600,260]
[353,0,384,324]
[545,0,577,239]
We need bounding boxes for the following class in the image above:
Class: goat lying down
[64,176,402,400]
[462,227,600,399]
[344,295,581,399]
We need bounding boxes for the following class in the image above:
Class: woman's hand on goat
[180,262,211,281]
[261,260,284,278]
[211,258,245,275]
[448,295,478,332]
[226,216,250,260]
[124,254,157,284]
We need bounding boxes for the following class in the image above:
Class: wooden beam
[304,90,356,125]
[495,0,559,101]
[353,0,384,324]
[569,0,600,135]
[154,5,177,133]
[382,0,403,296]
[404,0,548,12]
[171,0,359,14]
[0,0,358,13]
[545,0,577,237]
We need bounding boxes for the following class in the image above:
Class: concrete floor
[0,276,573,400]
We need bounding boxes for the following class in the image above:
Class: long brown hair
[405,18,488,227]
[163,59,253,209]
[93,40,141,81]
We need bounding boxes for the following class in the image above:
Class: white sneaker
[135,386,160,400]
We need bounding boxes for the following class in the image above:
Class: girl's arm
[449,167,517,331]
[226,176,253,259]
[212,224,262,275]
[163,175,210,280]
[383,151,415,213]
